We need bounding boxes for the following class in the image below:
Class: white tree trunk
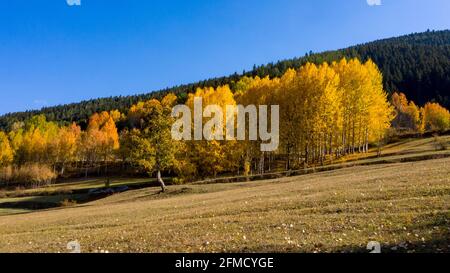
[157,170,166,192]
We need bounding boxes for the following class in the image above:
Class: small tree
[128,95,178,192]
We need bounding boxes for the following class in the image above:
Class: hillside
[0,135,449,253]
[1,29,449,130]
[0,157,448,253]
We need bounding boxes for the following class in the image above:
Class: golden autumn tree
[118,129,135,169]
[50,123,82,175]
[81,111,120,176]
[238,62,340,169]
[234,58,393,171]
[186,85,238,178]
[125,94,180,192]
[109,109,123,123]
[294,63,341,165]
[9,115,59,165]
[421,102,450,132]
[0,131,14,167]
[364,60,395,155]
[0,116,60,186]
[405,101,421,131]
[0,58,409,183]
[332,58,366,154]
[235,75,280,173]
[391,92,421,132]
[332,58,393,155]
[7,122,24,155]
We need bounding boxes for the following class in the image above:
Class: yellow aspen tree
[332,58,393,155]
[405,101,421,132]
[15,115,59,165]
[0,131,14,166]
[364,60,394,155]
[82,111,120,176]
[52,123,82,175]
[186,85,237,177]
[421,102,450,131]
[391,92,421,132]
[236,75,280,173]
[274,69,299,169]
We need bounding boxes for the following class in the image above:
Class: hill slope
[0,157,449,252]
[1,30,449,130]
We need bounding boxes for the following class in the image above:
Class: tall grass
[0,164,57,188]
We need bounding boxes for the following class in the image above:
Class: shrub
[174,159,197,183]
[60,199,77,207]
[422,102,450,132]
[0,165,13,182]
[171,177,185,185]
[0,164,57,188]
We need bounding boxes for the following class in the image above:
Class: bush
[0,164,57,188]
[171,177,185,185]
[174,160,197,183]
[60,199,77,207]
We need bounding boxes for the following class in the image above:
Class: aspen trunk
[157,170,166,192]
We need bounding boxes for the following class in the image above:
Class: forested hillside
[1,30,449,131]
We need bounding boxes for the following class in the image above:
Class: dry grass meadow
[0,136,449,253]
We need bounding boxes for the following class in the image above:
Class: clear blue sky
[0,0,449,115]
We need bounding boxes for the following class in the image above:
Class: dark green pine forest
[1,29,449,131]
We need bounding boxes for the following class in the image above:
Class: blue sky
[0,0,449,115]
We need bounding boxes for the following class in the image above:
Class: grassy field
[0,155,448,253]
[336,135,450,163]
[0,135,449,253]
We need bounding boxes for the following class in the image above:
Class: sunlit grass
[0,157,448,253]
[0,136,448,253]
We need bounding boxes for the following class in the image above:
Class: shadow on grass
[336,237,450,253]
[232,237,450,254]
[0,185,199,212]
[0,193,106,210]
[0,178,168,213]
